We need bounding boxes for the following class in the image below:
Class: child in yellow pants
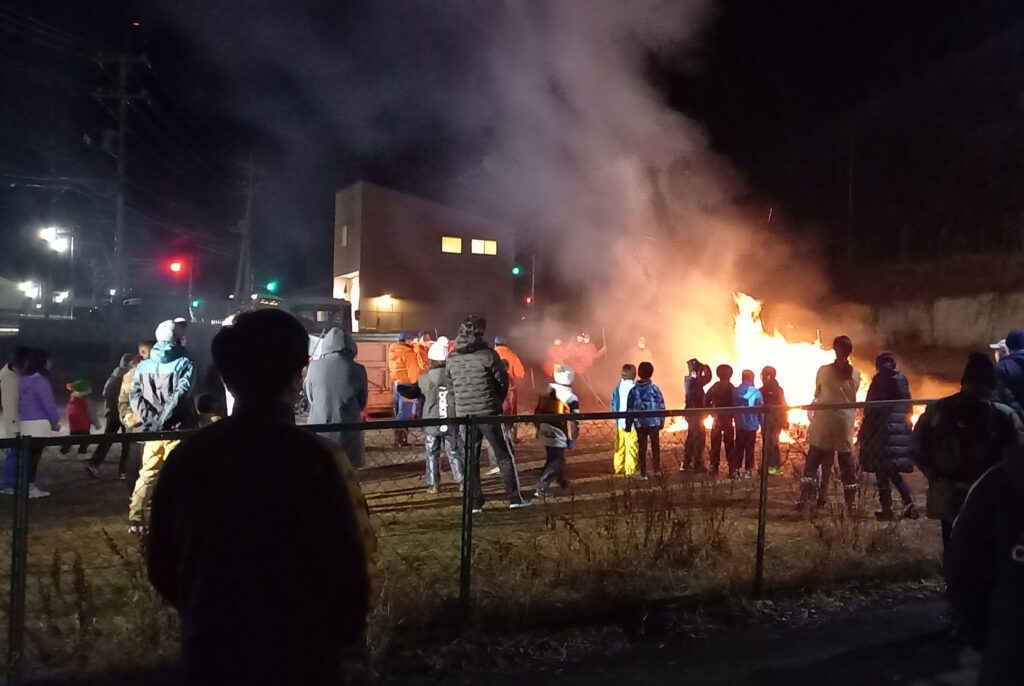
[610,364,638,475]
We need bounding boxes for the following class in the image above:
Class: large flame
[666,292,868,432]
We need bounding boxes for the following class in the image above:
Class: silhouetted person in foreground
[147,309,376,686]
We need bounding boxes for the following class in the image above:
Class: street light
[18,281,41,299]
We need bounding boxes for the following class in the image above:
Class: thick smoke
[159,0,882,390]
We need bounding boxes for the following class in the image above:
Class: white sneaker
[508,499,533,510]
[28,484,50,499]
[0,487,13,495]
[486,467,501,476]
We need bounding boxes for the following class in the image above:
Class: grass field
[0,421,942,681]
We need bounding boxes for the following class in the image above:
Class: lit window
[441,236,463,253]
[340,225,349,247]
[471,239,497,255]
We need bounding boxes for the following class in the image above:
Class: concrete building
[333,182,518,335]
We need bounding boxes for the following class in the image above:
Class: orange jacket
[388,342,425,384]
[496,345,526,379]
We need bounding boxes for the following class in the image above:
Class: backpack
[927,396,1001,482]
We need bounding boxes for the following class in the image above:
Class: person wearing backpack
[913,353,1024,549]
[859,353,919,521]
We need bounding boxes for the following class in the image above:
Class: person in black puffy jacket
[946,448,1024,686]
[859,352,919,521]
[446,315,529,511]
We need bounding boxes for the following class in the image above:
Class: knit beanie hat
[962,352,997,390]
[67,379,92,395]
[428,337,450,362]
[156,319,187,343]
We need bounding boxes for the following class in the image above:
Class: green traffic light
[511,265,523,277]
[266,280,279,293]
[190,298,201,308]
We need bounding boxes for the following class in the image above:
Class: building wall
[873,291,1024,347]
[334,182,517,335]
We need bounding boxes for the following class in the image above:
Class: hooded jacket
[760,379,787,432]
[495,344,525,379]
[947,451,1024,686]
[858,369,912,472]
[685,366,712,409]
[305,329,368,459]
[102,354,135,418]
[627,379,666,429]
[388,340,425,385]
[537,382,580,448]
[734,382,764,432]
[130,341,195,432]
[445,322,508,417]
[807,363,861,453]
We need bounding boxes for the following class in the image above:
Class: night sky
[2,0,1023,299]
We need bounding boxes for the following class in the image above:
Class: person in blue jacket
[627,362,666,480]
[731,370,764,480]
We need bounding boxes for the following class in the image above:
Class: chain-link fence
[2,400,941,684]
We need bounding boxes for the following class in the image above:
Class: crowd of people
[3,312,1024,682]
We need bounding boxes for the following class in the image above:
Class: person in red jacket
[61,379,100,455]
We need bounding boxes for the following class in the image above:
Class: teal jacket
[130,341,195,431]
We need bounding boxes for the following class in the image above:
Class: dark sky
[2,0,1024,299]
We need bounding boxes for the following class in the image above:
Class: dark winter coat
[147,400,376,686]
[102,354,134,419]
[684,365,712,409]
[946,450,1024,686]
[398,366,458,436]
[858,370,913,473]
[759,379,787,434]
[445,324,508,417]
[996,350,1024,411]
[912,385,1024,521]
[706,380,736,426]
[129,341,195,431]
[304,328,368,466]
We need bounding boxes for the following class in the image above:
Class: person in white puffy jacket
[534,365,580,498]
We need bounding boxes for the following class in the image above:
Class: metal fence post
[458,419,478,623]
[753,409,769,597]
[7,434,31,685]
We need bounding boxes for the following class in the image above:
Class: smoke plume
[157,0,877,389]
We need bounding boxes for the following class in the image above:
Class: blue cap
[1007,329,1024,352]
[494,336,507,346]
[398,330,415,342]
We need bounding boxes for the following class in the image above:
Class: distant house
[333,181,517,335]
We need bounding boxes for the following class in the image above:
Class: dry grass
[0,426,942,681]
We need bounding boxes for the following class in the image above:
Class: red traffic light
[525,294,535,305]
[168,259,186,275]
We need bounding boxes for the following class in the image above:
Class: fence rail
[3,399,941,684]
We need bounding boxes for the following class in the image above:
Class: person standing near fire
[797,335,861,512]
[388,331,427,446]
[731,370,764,480]
[705,365,736,477]
[534,364,580,498]
[681,359,712,473]
[759,366,788,477]
[996,328,1024,412]
[610,363,638,476]
[627,362,666,479]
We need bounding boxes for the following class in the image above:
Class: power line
[0,11,96,60]
[0,3,104,51]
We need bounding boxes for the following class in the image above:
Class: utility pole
[94,53,148,298]
[234,156,255,299]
